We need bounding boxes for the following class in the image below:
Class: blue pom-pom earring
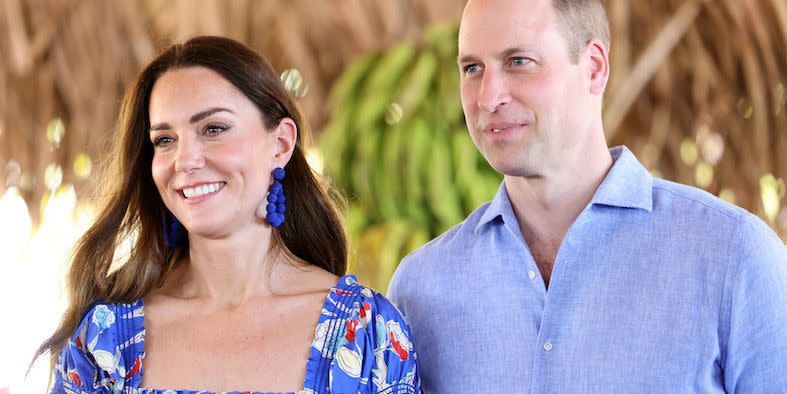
[264,167,286,228]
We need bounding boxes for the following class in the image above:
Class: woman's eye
[205,125,228,135]
[153,136,173,147]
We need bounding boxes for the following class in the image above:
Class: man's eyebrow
[500,47,530,57]
[457,54,478,64]
[457,47,532,64]
[149,107,235,132]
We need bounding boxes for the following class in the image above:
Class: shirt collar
[590,145,653,211]
[475,145,652,234]
[476,182,521,235]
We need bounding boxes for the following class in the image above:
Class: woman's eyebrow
[149,107,235,132]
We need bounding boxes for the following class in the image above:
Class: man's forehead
[458,0,556,55]
[460,0,553,25]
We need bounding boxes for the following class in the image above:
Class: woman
[35,36,420,393]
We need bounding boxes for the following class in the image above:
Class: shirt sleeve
[386,255,412,315]
[329,289,421,393]
[50,304,126,394]
[722,215,787,392]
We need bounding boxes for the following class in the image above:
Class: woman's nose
[173,137,206,174]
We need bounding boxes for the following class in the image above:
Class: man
[387,0,787,392]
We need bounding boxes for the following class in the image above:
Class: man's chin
[484,153,544,179]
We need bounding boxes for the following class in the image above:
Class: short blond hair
[552,0,611,63]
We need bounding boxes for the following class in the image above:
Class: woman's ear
[273,117,297,167]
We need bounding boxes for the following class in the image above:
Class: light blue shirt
[388,146,787,393]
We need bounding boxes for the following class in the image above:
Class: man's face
[458,0,596,179]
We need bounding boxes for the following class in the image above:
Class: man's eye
[463,64,482,74]
[510,57,532,67]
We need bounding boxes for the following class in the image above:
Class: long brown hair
[34,36,347,367]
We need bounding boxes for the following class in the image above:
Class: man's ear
[586,38,610,95]
[273,117,297,167]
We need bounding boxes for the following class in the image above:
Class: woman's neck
[168,226,286,307]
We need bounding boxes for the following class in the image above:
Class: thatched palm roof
[1,0,785,237]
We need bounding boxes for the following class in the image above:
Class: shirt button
[528,270,536,280]
[544,340,553,352]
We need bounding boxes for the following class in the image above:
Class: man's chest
[422,265,725,393]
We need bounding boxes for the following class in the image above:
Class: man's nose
[477,69,511,113]
[174,136,206,174]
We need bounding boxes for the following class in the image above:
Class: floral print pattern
[50,275,419,394]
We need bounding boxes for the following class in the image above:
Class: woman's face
[148,66,286,239]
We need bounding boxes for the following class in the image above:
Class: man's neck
[504,147,613,286]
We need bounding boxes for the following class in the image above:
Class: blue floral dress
[51,275,420,394]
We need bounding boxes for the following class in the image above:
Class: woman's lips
[176,181,226,203]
